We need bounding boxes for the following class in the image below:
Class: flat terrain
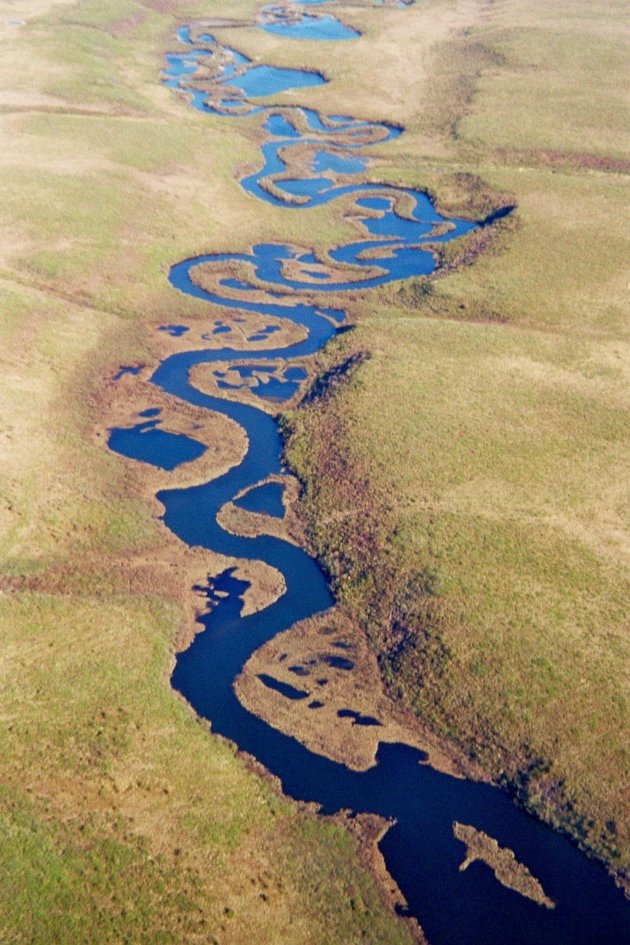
[0,0,628,941]
[0,1,423,942]
[284,0,630,881]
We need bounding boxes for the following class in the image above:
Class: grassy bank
[284,0,630,881]
[0,1,419,941]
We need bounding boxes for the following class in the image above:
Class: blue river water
[234,480,286,517]
[109,411,206,471]
[259,2,360,41]
[108,2,630,942]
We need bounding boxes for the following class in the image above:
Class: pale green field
[1,2,628,940]
[285,0,630,878]
[0,1,419,941]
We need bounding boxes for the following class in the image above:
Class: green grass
[457,3,630,159]
[287,309,630,871]
[284,0,630,881]
[0,1,420,941]
[2,0,628,935]
[0,592,413,945]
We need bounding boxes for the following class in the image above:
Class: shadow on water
[109,3,630,942]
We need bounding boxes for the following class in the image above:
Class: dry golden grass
[2,0,628,937]
[0,1,426,942]
[283,0,630,882]
[454,822,555,909]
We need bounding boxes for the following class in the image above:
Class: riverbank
[121,5,629,942]
[282,0,630,888]
[0,2,421,942]
[2,0,628,942]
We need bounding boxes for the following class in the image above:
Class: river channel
[108,2,630,942]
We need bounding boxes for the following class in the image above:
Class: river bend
[108,3,630,943]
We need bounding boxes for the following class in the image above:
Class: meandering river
[109,2,630,942]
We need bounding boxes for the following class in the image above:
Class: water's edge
[107,4,630,944]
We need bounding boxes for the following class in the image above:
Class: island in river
[1,0,628,943]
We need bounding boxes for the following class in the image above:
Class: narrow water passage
[109,3,630,942]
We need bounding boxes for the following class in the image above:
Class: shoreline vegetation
[1,0,628,941]
[279,0,630,894]
[453,821,555,910]
[0,1,424,942]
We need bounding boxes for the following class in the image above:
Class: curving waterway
[109,2,630,942]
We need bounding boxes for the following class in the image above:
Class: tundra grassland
[281,0,630,884]
[0,1,424,942]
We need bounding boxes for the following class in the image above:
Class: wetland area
[108,2,630,942]
[2,1,628,943]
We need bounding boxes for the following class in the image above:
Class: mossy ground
[0,1,423,941]
[282,0,630,882]
[1,0,628,937]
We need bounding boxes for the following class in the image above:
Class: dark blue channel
[106,6,630,944]
[235,480,286,518]
[108,419,206,471]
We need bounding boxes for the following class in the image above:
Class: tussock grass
[284,0,630,883]
[2,0,628,931]
[0,1,420,941]
[0,591,413,945]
